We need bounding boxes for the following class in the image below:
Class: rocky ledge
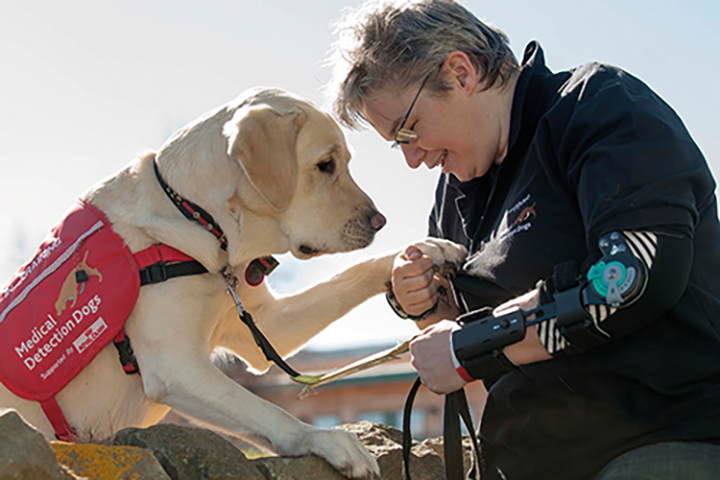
[0,410,473,479]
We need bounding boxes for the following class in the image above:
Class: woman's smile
[425,149,448,171]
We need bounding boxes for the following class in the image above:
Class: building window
[313,414,340,429]
[410,409,426,438]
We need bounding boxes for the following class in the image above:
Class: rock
[0,410,76,480]
[0,418,470,480]
[251,422,449,480]
[112,423,265,480]
[252,456,346,480]
[52,442,170,480]
[338,422,446,480]
[420,435,476,477]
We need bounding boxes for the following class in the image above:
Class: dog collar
[153,159,228,251]
[154,159,280,286]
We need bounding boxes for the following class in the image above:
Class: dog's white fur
[0,88,466,478]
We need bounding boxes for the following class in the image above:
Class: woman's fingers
[392,250,438,315]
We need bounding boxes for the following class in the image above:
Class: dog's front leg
[237,238,468,362]
[235,254,395,363]
[135,326,379,479]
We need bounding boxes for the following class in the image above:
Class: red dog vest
[0,201,200,440]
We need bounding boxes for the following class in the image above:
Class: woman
[328,1,720,479]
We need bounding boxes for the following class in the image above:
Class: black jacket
[430,42,720,479]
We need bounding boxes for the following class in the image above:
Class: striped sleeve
[537,230,657,355]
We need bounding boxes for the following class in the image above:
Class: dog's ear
[225,104,305,211]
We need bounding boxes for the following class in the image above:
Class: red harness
[1,161,281,442]
[0,201,206,441]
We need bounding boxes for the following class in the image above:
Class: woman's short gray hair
[326,0,518,129]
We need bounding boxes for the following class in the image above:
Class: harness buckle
[113,331,140,375]
[139,262,168,285]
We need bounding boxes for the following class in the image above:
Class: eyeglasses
[391,70,434,149]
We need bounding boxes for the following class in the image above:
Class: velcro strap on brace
[460,349,516,381]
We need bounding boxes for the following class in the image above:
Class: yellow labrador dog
[0,88,466,478]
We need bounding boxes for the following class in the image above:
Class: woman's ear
[444,51,479,94]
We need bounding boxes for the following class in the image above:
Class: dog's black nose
[370,211,386,232]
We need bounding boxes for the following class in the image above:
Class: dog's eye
[317,159,336,175]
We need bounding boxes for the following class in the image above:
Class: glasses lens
[395,129,417,145]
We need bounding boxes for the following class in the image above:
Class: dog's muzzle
[340,208,386,250]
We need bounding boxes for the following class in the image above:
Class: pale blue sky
[1,1,718,348]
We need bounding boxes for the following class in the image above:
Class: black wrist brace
[451,307,525,380]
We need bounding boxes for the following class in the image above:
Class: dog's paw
[303,428,380,479]
[411,238,468,276]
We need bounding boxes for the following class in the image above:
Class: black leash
[223,269,302,378]
[403,378,423,480]
[403,377,481,480]
[153,158,297,377]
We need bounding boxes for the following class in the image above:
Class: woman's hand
[391,245,439,316]
[409,289,553,395]
[409,320,468,395]
[391,245,460,328]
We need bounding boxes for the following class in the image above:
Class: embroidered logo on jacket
[492,194,537,240]
[512,202,537,228]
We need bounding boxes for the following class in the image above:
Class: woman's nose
[401,143,425,169]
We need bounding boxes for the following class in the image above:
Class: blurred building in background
[163,341,487,453]
[167,342,488,444]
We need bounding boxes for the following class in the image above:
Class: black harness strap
[139,260,208,286]
[114,256,209,376]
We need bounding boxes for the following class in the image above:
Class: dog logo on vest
[512,202,537,228]
[54,250,103,316]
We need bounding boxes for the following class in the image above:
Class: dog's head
[224,88,385,260]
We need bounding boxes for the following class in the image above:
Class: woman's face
[361,53,515,182]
